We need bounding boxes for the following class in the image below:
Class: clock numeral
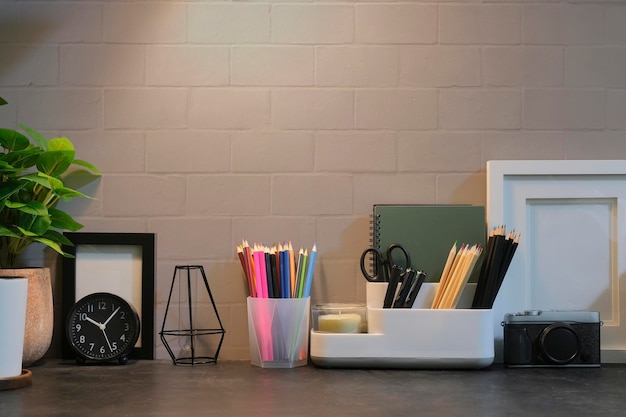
[124,323,130,331]
[100,346,106,354]
[120,311,126,320]
[79,335,85,344]
[99,301,107,310]
[112,342,118,351]
[89,343,95,351]
[75,323,82,332]
[79,313,87,321]
[87,304,94,313]
[120,334,126,342]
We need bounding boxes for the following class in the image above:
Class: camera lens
[539,323,580,364]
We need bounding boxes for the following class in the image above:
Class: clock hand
[85,316,105,330]
[101,328,114,352]
[102,306,121,328]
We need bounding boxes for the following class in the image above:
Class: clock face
[66,292,140,362]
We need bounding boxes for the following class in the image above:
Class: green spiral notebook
[372,205,486,283]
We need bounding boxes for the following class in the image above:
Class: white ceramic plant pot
[0,277,28,378]
[0,268,54,366]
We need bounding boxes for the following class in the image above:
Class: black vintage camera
[502,310,601,367]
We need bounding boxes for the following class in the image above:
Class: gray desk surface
[1,360,625,417]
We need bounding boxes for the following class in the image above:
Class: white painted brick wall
[21,3,103,43]
[356,89,438,129]
[189,88,270,129]
[104,88,188,129]
[524,89,605,129]
[232,131,315,173]
[1,45,59,86]
[232,46,314,86]
[18,89,102,129]
[439,5,521,45]
[72,130,146,173]
[188,4,271,44]
[272,89,354,129]
[317,46,398,87]
[104,3,187,44]
[522,4,605,45]
[62,45,145,86]
[146,46,230,86]
[440,90,522,129]
[147,131,231,173]
[483,47,563,87]
[566,47,626,87]
[1,0,625,361]
[356,5,437,44]
[399,46,482,87]
[272,4,354,44]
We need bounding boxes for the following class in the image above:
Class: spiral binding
[365,212,383,275]
[372,212,381,248]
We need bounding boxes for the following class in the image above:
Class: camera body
[502,310,601,367]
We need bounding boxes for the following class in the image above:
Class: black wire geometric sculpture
[160,265,225,365]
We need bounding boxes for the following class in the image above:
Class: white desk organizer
[310,282,494,369]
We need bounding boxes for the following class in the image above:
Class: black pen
[383,265,403,308]
[393,269,416,308]
[404,271,426,308]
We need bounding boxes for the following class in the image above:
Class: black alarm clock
[66,292,140,365]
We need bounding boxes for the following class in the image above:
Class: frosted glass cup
[247,297,310,368]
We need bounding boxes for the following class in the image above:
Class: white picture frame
[487,160,626,363]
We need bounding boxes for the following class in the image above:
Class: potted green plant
[0,95,100,368]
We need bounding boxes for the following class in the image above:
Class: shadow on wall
[314,217,370,305]
[446,171,487,206]
[0,17,59,78]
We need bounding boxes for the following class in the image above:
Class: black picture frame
[62,232,155,360]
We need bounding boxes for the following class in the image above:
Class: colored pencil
[297,249,308,298]
[236,240,318,299]
[303,244,317,298]
[289,242,296,298]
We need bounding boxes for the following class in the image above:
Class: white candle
[318,313,362,333]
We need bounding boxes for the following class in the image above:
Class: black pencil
[270,250,280,298]
[487,232,519,308]
[472,227,499,308]
[265,249,274,298]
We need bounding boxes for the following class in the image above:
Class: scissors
[359,243,412,283]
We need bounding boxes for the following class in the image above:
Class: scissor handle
[360,248,387,282]
[386,243,412,270]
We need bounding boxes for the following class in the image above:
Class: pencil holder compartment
[247,297,310,368]
[310,283,494,369]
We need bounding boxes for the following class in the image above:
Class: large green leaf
[54,186,91,200]
[0,224,20,238]
[0,128,31,151]
[19,172,54,190]
[37,149,74,177]
[32,236,69,257]
[18,124,48,150]
[0,180,27,200]
[0,147,41,170]
[48,137,74,152]
[0,161,23,179]
[6,200,48,216]
[49,207,83,231]
[16,212,51,236]
[73,158,101,175]
[0,97,7,106]
[42,228,74,247]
